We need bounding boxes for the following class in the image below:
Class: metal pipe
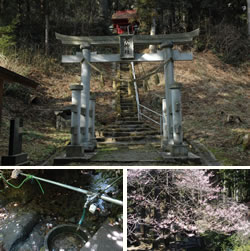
[20,173,123,207]
[140,113,160,125]
[139,104,162,117]
[131,62,141,121]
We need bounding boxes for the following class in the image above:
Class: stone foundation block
[66,145,85,157]
[1,153,28,166]
[169,144,189,156]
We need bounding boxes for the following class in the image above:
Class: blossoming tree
[127,169,250,249]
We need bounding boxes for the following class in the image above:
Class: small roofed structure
[0,66,39,127]
[111,9,139,34]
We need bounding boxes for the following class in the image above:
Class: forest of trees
[0,0,249,62]
[128,169,250,250]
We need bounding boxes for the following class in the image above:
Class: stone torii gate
[56,29,199,157]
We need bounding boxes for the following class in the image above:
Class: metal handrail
[139,105,162,135]
[139,104,162,117]
[130,62,163,134]
[131,62,141,121]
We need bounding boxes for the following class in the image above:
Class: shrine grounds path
[43,141,221,166]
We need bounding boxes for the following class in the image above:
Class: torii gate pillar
[161,42,188,156]
[161,42,174,149]
[80,42,95,151]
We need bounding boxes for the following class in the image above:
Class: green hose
[0,173,44,194]
[78,207,86,226]
[77,207,86,231]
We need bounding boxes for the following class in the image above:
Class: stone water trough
[0,202,123,251]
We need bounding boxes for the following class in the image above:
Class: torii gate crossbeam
[56,29,199,156]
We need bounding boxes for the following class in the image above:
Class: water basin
[44,224,90,251]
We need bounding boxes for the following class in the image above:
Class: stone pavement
[53,142,205,166]
[82,219,123,251]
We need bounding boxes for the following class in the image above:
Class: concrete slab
[82,220,123,251]
[53,152,96,165]
[161,151,201,164]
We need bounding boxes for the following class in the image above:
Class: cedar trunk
[248,0,250,37]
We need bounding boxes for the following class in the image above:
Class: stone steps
[120,105,133,109]
[97,63,160,147]
[103,126,152,132]
[102,130,158,137]
[97,134,161,143]
[120,97,133,102]
[120,112,136,117]
[115,120,144,125]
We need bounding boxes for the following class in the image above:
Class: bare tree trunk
[248,0,250,38]
[97,0,109,20]
[0,0,3,14]
[45,13,49,55]
[42,0,49,55]
[26,0,30,23]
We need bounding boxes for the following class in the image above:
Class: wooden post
[0,79,3,130]
[8,118,23,155]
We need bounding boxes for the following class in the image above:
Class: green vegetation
[22,128,69,165]
[0,18,17,52]
[0,0,248,64]
[202,231,250,251]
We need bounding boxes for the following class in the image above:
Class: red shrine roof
[112,10,138,20]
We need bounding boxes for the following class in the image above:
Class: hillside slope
[141,51,250,165]
[0,51,249,165]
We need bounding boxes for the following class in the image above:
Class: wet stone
[14,223,45,251]
[0,210,39,251]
